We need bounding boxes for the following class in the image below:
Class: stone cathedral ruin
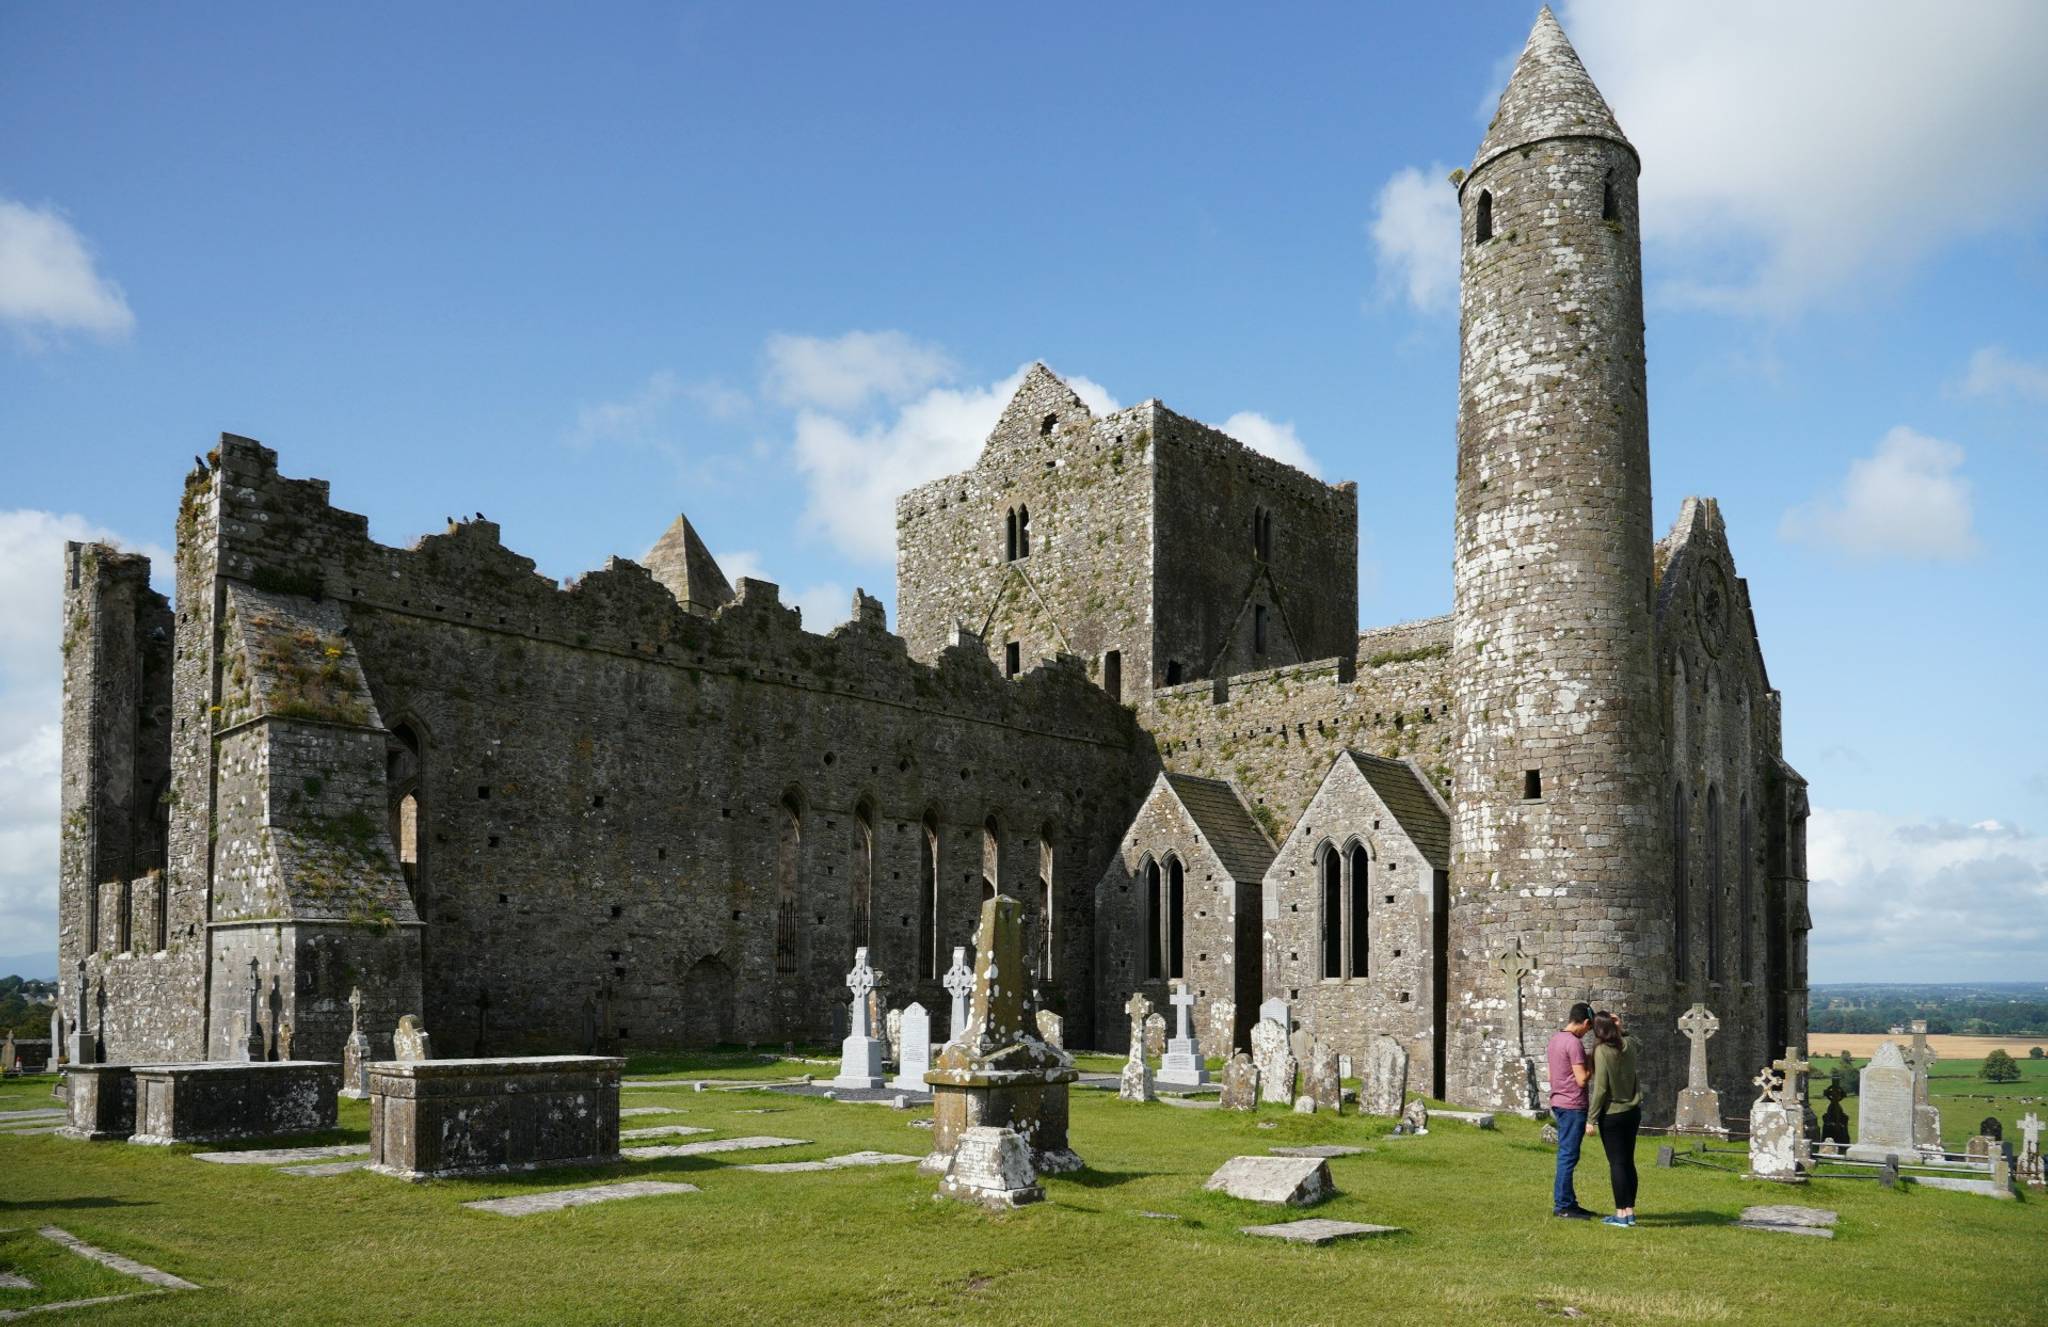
[56,9,1807,1120]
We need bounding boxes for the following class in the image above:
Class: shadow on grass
[1630,1209,1734,1228]
[1,1195,154,1212]
[1059,1167,1144,1189]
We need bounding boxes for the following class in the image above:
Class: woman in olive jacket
[1585,1010,1641,1227]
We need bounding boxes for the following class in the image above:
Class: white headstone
[1258,997,1290,1033]
[1846,1041,1915,1161]
[834,947,885,1089]
[941,947,974,1042]
[1157,982,1208,1086]
[1251,1018,1296,1106]
[890,1003,932,1093]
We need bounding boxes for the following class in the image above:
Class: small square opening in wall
[477,785,490,800]
[1005,641,1021,676]
[610,905,623,919]
[488,836,500,848]
[1524,769,1543,799]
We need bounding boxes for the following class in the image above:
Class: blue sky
[2,2,2043,979]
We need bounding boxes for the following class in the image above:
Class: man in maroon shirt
[1548,1002,1596,1217]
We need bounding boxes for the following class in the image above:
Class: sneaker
[1601,1215,1630,1228]
[1553,1207,1596,1220]
[1623,1215,1637,1227]
[1566,1204,1601,1218]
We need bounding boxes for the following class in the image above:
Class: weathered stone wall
[1655,497,1805,1115]
[179,437,1146,1057]
[1445,111,1673,1110]
[1092,776,1267,1054]
[1262,756,1441,1092]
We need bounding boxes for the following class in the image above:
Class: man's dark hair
[1567,1002,1594,1026]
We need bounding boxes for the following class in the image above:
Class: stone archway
[680,955,736,1048]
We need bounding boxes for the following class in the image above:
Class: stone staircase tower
[1445,9,1672,1111]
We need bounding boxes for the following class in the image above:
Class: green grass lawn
[3,1060,2044,1327]
[1809,1054,2048,1151]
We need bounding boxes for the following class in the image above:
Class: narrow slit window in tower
[1601,170,1618,221]
[1523,769,1542,800]
[1039,832,1055,977]
[920,812,940,979]
[1671,782,1689,978]
[1102,650,1122,703]
[1476,190,1493,243]
[776,791,802,975]
[1004,641,1021,676]
[981,816,999,901]
[1738,792,1754,982]
[1005,508,1018,562]
[851,802,874,952]
[1705,785,1723,982]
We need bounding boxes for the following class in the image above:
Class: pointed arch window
[1476,190,1494,244]
[981,816,999,901]
[1705,786,1723,982]
[1320,844,1342,979]
[1005,508,1018,562]
[1671,782,1690,979]
[1039,830,1055,978]
[776,790,802,975]
[1348,841,1370,978]
[920,811,940,980]
[851,801,875,952]
[1166,855,1186,981]
[1016,505,1030,557]
[1144,857,1164,980]
[117,878,133,953]
[1738,791,1755,982]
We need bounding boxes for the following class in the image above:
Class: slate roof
[1346,753,1451,870]
[1470,6,1633,180]
[1165,773,1277,884]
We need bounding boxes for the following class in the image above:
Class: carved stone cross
[348,986,363,1037]
[845,947,877,1037]
[1168,982,1198,1041]
[1496,942,1536,1055]
[1124,991,1153,1050]
[1677,1002,1719,1091]
[2020,1111,2043,1155]
[942,946,974,1034]
[1770,1047,1810,1108]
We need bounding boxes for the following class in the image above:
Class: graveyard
[5,993,2046,1325]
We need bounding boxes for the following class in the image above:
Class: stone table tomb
[367,1055,624,1180]
[59,1064,136,1141]
[129,1062,340,1146]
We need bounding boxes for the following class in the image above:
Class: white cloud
[763,330,958,413]
[569,371,687,449]
[0,198,135,345]
[1808,808,2048,981]
[1779,425,1979,562]
[790,359,1119,564]
[714,548,855,632]
[1557,0,2048,315]
[1368,164,1461,314]
[1220,412,1320,477]
[0,512,169,963]
[1951,346,2048,403]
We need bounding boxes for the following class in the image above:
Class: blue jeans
[1551,1107,1588,1212]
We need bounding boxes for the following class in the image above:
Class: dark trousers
[1597,1105,1641,1209]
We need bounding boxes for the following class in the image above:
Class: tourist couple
[1548,1001,1640,1227]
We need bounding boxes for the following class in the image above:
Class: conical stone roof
[1469,6,1633,181]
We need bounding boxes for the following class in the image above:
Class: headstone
[1206,998,1235,1057]
[1979,1115,2002,1142]
[941,947,974,1042]
[1257,996,1290,1033]
[1119,993,1155,1103]
[937,1126,1042,1209]
[1673,1003,1727,1135]
[1203,1154,1334,1207]
[1143,1012,1167,1060]
[392,1014,432,1061]
[1965,1134,1998,1162]
[1305,1041,1342,1114]
[1364,1035,1409,1117]
[1400,1097,1429,1135]
[1747,1053,1812,1183]
[1034,1009,1063,1049]
[885,1007,904,1067]
[1846,1041,1914,1161]
[1219,1051,1260,1111]
[1157,982,1208,1087]
[1540,1121,1559,1145]
[340,987,372,1100]
[2,1030,14,1073]
[1837,1049,1857,1094]
[1905,1021,1943,1156]
[1250,1017,1295,1105]
[890,1002,932,1093]
[2016,1111,2044,1189]
[1294,1094,1316,1114]
[1819,1080,1851,1153]
[833,947,886,1089]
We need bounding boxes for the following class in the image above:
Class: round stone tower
[1446,8,1672,1113]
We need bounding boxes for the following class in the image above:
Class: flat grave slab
[0,1108,64,1122]
[194,1144,368,1166]
[1240,1218,1402,1245]
[1204,1155,1335,1206]
[1270,1145,1368,1158]
[619,1124,711,1140]
[625,1135,809,1160]
[1431,1109,1497,1129]
[618,1107,679,1118]
[281,1159,371,1177]
[765,1082,931,1104]
[1738,1204,1838,1237]
[732,1151,920,1173]
[39,1225,198,1290]
[463,1180,699,1216]
[1913,1175,2012,1199]
[1159,1096,1220,1111]
[0,1273,33,1289]
[0,1125,63,1136]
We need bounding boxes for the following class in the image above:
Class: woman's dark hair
[1592,1011,1625,1051]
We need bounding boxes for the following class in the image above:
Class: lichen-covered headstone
[1143,1013,1166,1060]
[1220,1051,1260,1111]
[1034,1009,1063,1049]
[1251,1018,1295,1106]
[1364,1035,1408,1117]
[1119,992,1154,1103]
[1206,998,1234,1057]
[392,1014,431,1062]
[1747,1058,1811,1183]
[1400,1097,1429,1135]
[1305,1041,1342,1114]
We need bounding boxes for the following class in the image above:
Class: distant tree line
[1,976,58,1039]
[1807,994,2048,1037]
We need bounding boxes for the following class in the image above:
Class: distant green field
[5,1052,2045,1326]
[1809,1053,2048,1152]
